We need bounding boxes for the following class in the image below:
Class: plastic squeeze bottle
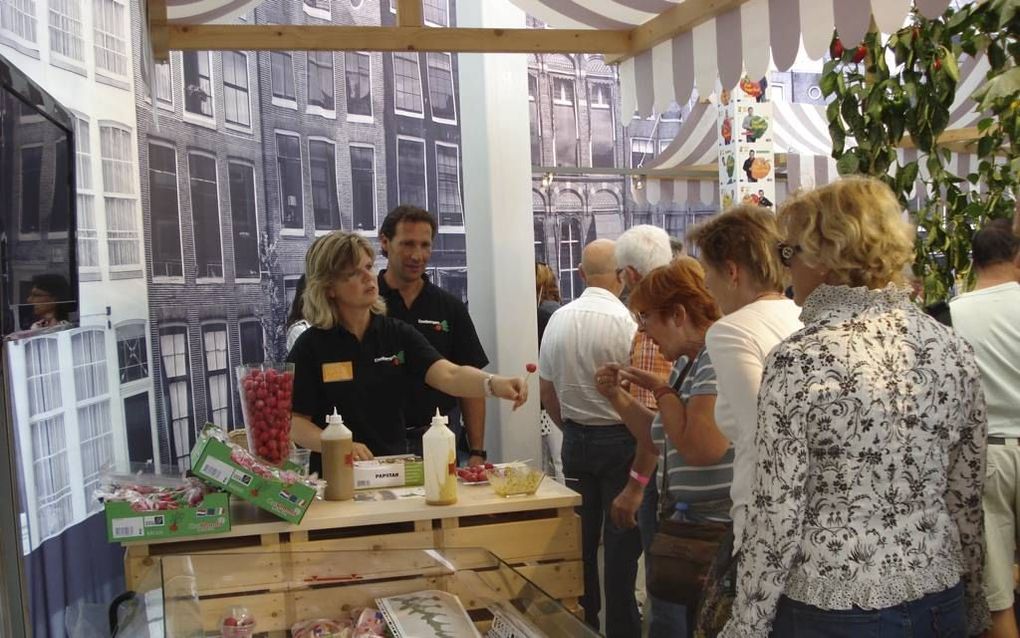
[321,408,354,501]
[423,409,457,505]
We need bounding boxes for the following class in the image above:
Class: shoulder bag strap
[658,355,696,522]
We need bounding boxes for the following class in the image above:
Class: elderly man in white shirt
[539,239,639,638]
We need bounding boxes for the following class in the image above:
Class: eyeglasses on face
[778,242,802,267]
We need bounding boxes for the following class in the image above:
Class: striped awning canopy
[510,0,960,117]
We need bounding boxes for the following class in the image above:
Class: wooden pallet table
[121,479,584,633]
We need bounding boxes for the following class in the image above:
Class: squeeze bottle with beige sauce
[321,408,354,501]
[423,409,457,505]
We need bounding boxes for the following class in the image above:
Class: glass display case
[121,547,601,637]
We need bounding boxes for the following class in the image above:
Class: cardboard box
[191,427,317,524]
[106,492,230,542]
[354,455,424,490]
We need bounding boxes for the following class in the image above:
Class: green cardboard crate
[106,492,230,542]
[190,427,317,524]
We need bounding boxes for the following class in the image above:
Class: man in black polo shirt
[378,206,490,466]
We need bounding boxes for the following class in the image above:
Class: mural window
[284,276,300,311]
[188,153,223,279]
[160,328,193,468]
[19,146,42,235]
[154,60,172,106]
[533,218,545,264]
[396,137,426,209]
[148,142,183,278]
[116,322,149,384]
[1,0,36,43]
[528,74,540,163]
[203,324,231,427]
[350,145,376,232]
[74,119,96,268]
[50,140,69,234]
[630,137,653,169]
[49,0,83,61]
[276,133,303,230]
[558,219,582,300]
[72,329,111,514]
[228,161,260,279]
[239,320,264,365]
[183,51,213,117]
[309,140,340,231]
[589,82,615,168]
[662,103,682,122]
[222,51,251,127]
[345,52,372,118]
[270,52,295,101]
[302,0,329,20]
[93,0,127,77]
[100,124,140,269]
[552,77,577,167]
[423,0,447,26]
[306,51,335,112]
[427,52,455,122]
[393,52,422,115]
[435,143,462,227]
[25,338,71,538]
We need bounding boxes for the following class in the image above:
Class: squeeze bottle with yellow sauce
[322,408,354,501]
[423,409,457,505]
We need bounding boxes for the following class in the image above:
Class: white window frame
[48,0,84,66]
[237,318,265,365]
[307,136,340,236]
[349,142,378,236]
[72,328,112,515]
[226,159,262,283]
[392,52,424,119]
[395,135,427,210]
[422,0,448,27]
[187,150,225,283]
[302,0,330,21]
[344,51,373,124]
[587,80,616,168]
[72,112,100,277]
[270,51,297,109]
[434,141,463,232]
[181,50,216,129]
[630,136,654,169]
[159,325,195,470]
[152,54,175,111]
[1,0,38,50]
[275,130,305,236]
[99,121,141,273]
[200,321,231,428]
[551,75,578,167]
[222,51,253,132]
[115,320,150,387]
[305,51,337,119]
[147,140,185,283]
[426,52,457,125]
[92,0,128,84]
[558,218,583,300]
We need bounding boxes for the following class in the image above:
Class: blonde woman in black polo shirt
[287,231,527,473]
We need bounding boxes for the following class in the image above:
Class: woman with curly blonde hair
[721,177,990,637]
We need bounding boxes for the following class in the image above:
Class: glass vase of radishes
[237,363,295,466]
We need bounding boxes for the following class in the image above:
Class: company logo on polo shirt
[418,319,449,333]
[373,351,406,366]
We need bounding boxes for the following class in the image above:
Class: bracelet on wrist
[652,385,675,402]
[628,469,651,486]
[484,374,497,397]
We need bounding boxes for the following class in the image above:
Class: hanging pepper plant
[821,0,1020,302]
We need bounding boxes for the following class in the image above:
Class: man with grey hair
[612,224,681,637]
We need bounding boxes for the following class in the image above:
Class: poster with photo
[740,185,776,210]
[740,149,775,184]
[719,148,737,186]
[736,102,773,145]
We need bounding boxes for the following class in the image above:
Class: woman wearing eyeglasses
[595,258,730,636]
[720,177,990,637]
[287,231,528,474]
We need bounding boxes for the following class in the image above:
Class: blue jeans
[773,582,966,637]
[637,477,690,638]
[562,422,643,638]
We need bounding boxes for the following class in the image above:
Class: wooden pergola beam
[605,0,753,65]
[396,0,423,28]
[165,24,632,54]
[899,126,988,155]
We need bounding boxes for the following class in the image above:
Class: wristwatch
[468,449,488,460]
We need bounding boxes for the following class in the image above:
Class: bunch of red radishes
[238,364,295,465]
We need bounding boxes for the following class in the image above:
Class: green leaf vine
[821,0,1020,302]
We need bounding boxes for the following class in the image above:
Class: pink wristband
[629,469,650,486]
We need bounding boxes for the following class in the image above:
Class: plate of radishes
[456,463,497,485]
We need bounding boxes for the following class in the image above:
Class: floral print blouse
[720,284,990,637]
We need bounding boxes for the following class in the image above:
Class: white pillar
[457,0,540,464]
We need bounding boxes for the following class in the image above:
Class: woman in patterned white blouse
[721,177,990,637]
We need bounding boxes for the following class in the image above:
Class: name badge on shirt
[322,361,354,383]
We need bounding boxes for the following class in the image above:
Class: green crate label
[196,507,223,517]
[143,515,166,527]
[231,472,254,487]
[200,456,235,485]
[278,490,306,507]
[111,518,145,539]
